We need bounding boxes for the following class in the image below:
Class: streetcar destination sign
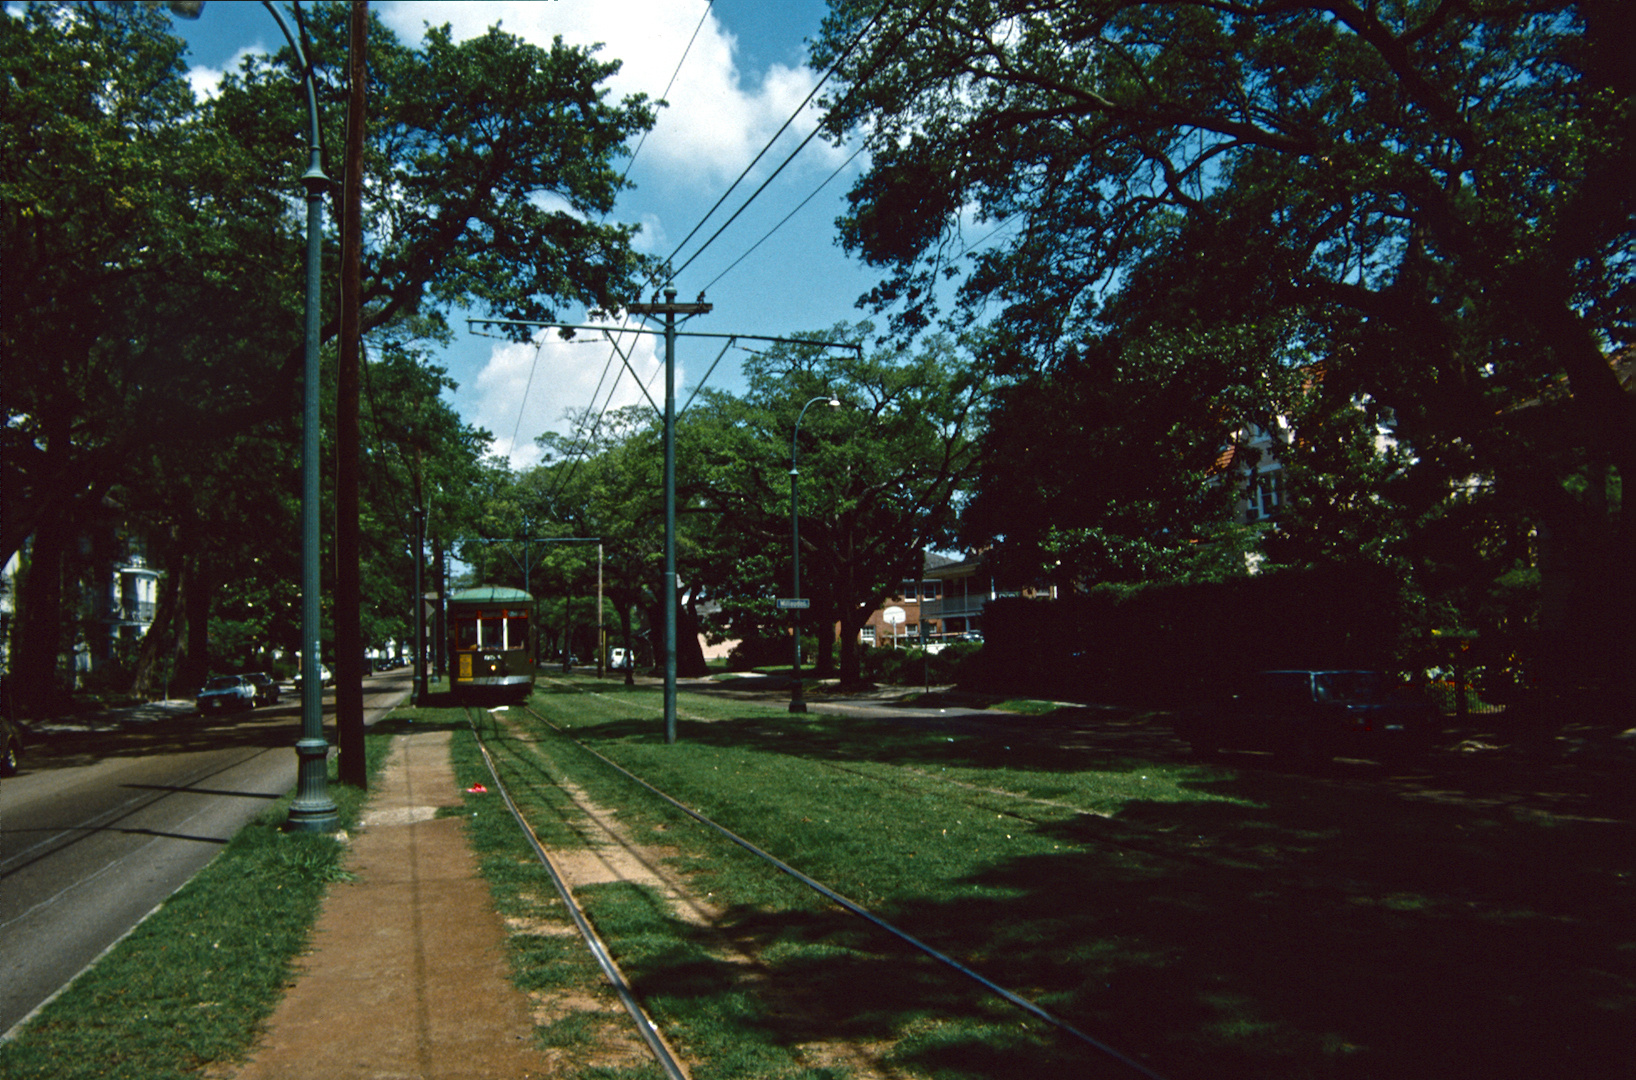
[775,597,811,609]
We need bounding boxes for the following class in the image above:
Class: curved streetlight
[161,0,335,835]
[789,395,841,713]
[260,1,337,831]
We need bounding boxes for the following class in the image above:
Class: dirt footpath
[223,729,561,1080]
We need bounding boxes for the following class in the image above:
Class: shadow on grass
[537,717,1630,1079]
[592,781,1631,1080]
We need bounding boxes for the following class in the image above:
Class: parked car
[1175,669,1437,767]
[196,675,257,714]
[608,647,633,670]
[244,671,280,706]
[293,665,333,689]
[1,713,22,776]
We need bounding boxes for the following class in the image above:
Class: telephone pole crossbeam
[471,299,857,744]
[628,289,711,744]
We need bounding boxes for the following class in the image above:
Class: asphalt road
[0,672,411,1039]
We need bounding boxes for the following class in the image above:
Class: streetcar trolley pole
[470,302,858,742]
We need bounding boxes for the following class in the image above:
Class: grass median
[0,718,407,1080]
[460,674,1632,1080]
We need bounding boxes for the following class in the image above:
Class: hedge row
[970,565,1414,707]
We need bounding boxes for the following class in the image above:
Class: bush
[979,564,1415,706]
[860,641,984,686]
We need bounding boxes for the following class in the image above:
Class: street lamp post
[790,395,840,714]
[261,1,337,832]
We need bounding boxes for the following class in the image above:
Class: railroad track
[461,699,1169,1080]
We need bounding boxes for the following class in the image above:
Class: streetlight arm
[788,395,840,714]
[260,2,325,169]
[792,395,841,468]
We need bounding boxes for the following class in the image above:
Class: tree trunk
[618,599,635,685]
[677,592,709,677]
[11,516,71,717]
[812,596,837,678]
[177,556,212,694]
[131,553,184,699]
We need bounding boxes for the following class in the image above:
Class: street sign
[775,597,811,610]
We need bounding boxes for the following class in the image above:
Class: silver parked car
[196,675,257,714]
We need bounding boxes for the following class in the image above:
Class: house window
[862,626,875,644]
[920,580,941,601]
[1247,469,1283,521]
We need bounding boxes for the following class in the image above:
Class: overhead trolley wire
[658,0,891,283]
[696,143,866,295]
[506,1,714,480]
[528,1,909,514]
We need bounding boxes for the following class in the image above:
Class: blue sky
[155,0,882,469]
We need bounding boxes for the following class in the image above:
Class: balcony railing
[921,595,986,619]
[106,601,156,624]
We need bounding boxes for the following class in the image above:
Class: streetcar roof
[448,586,534,603]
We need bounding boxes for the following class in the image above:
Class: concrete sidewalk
[222,729,563,1079]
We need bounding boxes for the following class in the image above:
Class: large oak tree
[2,2,655,708]
[813,0,1632,685]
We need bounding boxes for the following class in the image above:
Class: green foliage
[861,641,982,686]
[977,565,1417,705]
[686,324,990,684]
[3,1,656,697]
[815,0,1634,690]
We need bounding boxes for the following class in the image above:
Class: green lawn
[453,675,1634,1080]
[3,679,1626,1080]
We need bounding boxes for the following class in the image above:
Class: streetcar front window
[478,617,502,648]
[457,618,478,648]
[506,615,528,651]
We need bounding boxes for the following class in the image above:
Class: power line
[659,1,889,282]
[508,339,545,462]
[696,143,866,295]
[505,1,713,478]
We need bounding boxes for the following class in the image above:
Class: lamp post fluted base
[287,736,339,832]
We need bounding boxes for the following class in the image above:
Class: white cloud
[633,211,667,253]
[187,46,265,101]
[469,325,679,470]
[377,0,847,189]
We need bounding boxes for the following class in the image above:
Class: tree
[814,0,1633,686]
[2,2,296,710]
[689,326,989,686]
[3,1,657,706]
[2,2,301,567]
[210,4,657,351]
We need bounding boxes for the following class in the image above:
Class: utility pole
[335,0,369,788]
[466,311,856,744]
[628,289,711,744]
[412,506,427,706]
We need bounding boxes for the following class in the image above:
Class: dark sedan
[1176,669,1437,767]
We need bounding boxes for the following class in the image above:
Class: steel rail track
[461,707,691,1080]
[513,700,1171,1080]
